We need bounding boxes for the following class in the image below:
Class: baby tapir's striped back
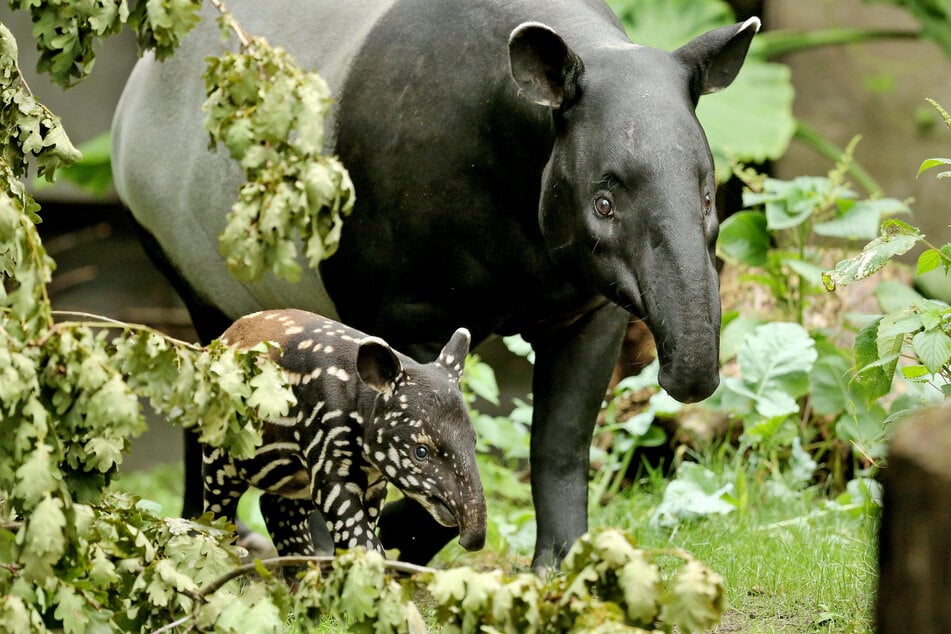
[203,309,486,556]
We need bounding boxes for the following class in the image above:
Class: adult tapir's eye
[594,194,614,218]
[703,191,713,214]
[413,445,430,461]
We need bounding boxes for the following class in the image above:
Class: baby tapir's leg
[260,494,318,556]
[202,447,244,520]
[316,480,384,553]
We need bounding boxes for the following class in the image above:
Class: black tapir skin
[112,0,759,569]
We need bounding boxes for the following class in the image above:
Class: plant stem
[794,122,882,196]
[755,27,919,59]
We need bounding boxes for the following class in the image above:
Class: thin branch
[150,613,193,634]
[37,312,203,350]
[208,0,252,49]
[198,555,437,599]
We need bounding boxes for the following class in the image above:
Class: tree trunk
[877,404,951,633]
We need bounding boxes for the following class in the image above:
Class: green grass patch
[592,464,878,633]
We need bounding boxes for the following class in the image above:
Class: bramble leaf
[822,220,923,290]
[912,329,951,374]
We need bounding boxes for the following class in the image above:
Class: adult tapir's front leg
[528,301,628,571]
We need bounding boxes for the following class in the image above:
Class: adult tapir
[112,0,759,570]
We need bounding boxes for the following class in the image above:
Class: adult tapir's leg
[528,301,628,571]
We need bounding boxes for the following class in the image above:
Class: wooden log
[877,404,951,633]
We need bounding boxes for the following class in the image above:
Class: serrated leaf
[912,329,951,373]
[822,223,921,290]
[917,249,943,276]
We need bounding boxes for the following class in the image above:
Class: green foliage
[865,0,951,57]
[204,11,355,283]
[33,131,113,196]
[592,361,672,506]
[8,0,202,87]
[606,0,796,181]
[0,23,81,182]
[824,100,951,399]
[720,141,910,326]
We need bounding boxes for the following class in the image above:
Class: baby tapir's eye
[413,445,430,461]
[594,194,614,218]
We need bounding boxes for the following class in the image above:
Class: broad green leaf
[462,356,500,406]
[912,329,951,373]
[606,0,733,49]
[738,322,817,390]
[650,463,735,528]
[783,258,827,288]
[717,211,769,266]
[878,308,923,342]
[917,248,943,276]
[720,315,763,362]
[854,318,894,401]
[814,198,910,240]
[698,60,796,181]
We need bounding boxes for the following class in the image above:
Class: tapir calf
[204,309,487,555]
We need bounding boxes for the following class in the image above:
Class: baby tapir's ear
[356,337,403,394]
[436,327,471,384]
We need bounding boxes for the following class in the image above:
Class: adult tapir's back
[113,0,630,350]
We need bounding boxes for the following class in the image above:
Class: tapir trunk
[643,230,721,403]
[456,473,487,551]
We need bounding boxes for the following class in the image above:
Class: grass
[111,456,879,633]
[591,464,878,633]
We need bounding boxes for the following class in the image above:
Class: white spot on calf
[297,338,314,350]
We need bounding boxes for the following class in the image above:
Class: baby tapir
[203,308,487,556]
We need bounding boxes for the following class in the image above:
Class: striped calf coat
[203,309,487,556]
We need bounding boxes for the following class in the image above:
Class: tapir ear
[435,328,471,384]
[674,16,760,101]
[356,337,403,394]
[509,22,584,110]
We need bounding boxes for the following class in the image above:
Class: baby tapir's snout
[205,308,486,559]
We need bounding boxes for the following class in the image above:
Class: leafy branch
[202,0,356,282]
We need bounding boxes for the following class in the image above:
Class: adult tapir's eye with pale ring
[594,194,614,218]
[703,191,714,214]
[413,445,430,461]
